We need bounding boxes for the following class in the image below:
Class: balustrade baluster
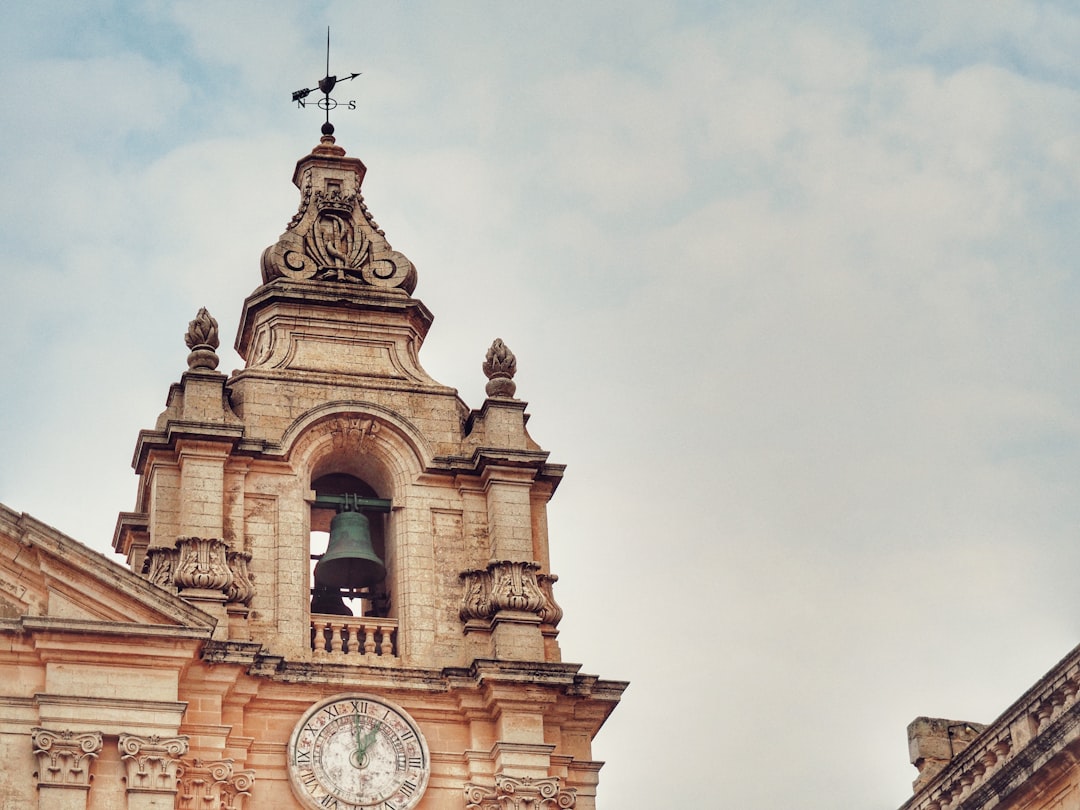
[345,620,360,655]
[329,623,344,655]
[363,624,377,654]
[313,620,329,657]
[380,625,394,656]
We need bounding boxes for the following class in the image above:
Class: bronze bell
[313,509,386,590]
[310,585,353,616]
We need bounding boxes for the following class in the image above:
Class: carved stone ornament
[176,757,255,810]
[460,561,561,626]
[173,537,234,592]
[31,727,103,788]
[143,546,180,590]
[185,307,220,371]
[118,733,189,794]
[225,549,256,606]
[329,416,381,451]
[483,339,518,398]
[464,775,576,810]
[262,160,417,292]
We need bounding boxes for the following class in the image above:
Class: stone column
[31,728,103,810]
[118,733,189,810]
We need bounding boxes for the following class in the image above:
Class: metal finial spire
[291,27,361,136]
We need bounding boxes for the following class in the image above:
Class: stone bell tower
[110,131,625,810]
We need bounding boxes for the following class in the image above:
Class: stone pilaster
[31,728,103,810]
[119,733,189,809]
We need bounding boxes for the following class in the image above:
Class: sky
[2,1,1080,807]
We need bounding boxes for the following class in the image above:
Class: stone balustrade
[310,613,397,659]
[903,644,1080,810]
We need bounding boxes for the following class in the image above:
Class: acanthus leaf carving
[31,727,103,788]
[460,561,561,626]
[143,546,179,591]
[173,537,233,592]
[225,549,256,606]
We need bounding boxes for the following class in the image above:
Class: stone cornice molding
[19,615,213,641]
[31,727,103,788]
[902,643,1080,810]
[119,733,189,794]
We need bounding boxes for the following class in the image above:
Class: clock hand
[357,723,379,761]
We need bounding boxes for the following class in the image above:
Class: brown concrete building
[0,131,625,810]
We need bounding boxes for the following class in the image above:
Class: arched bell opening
[309,472,391,619]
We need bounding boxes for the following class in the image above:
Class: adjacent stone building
[899,649,1080,808]
[0,130,625,809]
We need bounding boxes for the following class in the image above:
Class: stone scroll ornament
[464,775,577,809]
[185,307,220,371]
[31,728,104,787]
[261,166,417,292]
[118,734,189,793]
[176,758,255,810]
[483,338,517,398]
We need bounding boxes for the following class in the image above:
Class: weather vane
[291,27,360,136]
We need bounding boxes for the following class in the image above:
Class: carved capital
[465,774,576,809]
[490,560,545,613]
[460,562,561,626]
[225,550,256,606]
[31,727,103,788]
[142,546,180,590]
[119,733,189,794]
[174,537,233,593]
[177,758,255,810]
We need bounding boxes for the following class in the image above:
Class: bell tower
[111,128,625,809]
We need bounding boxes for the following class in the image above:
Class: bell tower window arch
[308,472,392,619]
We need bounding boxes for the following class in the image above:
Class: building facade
[900,649,1080,809]
[0,131,625,810]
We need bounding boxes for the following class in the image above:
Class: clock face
[288,694,430,810]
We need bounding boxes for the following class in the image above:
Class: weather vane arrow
[292,27,360,136]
